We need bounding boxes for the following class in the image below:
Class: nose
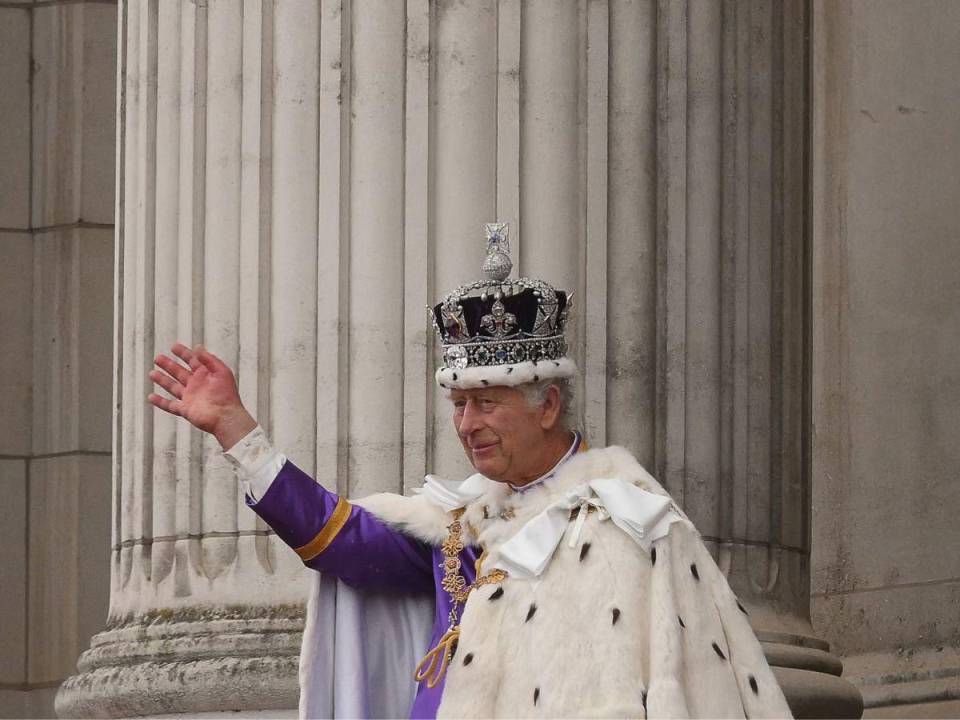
[457,399,484,436]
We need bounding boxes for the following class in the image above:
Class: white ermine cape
[307,445,793,719]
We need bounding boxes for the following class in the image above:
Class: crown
[431,223,576,390]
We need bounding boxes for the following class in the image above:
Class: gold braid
[414,509,507,688]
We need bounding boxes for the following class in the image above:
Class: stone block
[80,2,118,225]
[0,234,34,455]
[27,454,111,685]
[0,688,56,720]
[31,231,80,455]
[812,578,960,658]
[31,4,83,228]
[0,9,31,229]
[25,686,58,720]
[27,1,116,227]
[31,228,113,455]
[0,690,26,720]
[27,456,80,685]
[77,228,114,453]
[0,460,27,684]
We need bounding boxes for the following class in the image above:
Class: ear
[538,384,562,431]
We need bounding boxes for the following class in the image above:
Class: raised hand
[148,342,257,450]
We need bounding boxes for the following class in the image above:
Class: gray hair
[519,377,575,430]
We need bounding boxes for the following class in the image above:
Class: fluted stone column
[59,1,860,717]
[55,1,315,717]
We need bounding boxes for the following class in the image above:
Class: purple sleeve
[248,460,434,594]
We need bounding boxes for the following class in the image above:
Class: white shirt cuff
[223,424,286,502]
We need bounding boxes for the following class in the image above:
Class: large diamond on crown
[444,344,469,370]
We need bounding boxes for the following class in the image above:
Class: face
[450,385,557,485]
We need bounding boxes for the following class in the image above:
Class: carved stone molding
[58,610,301,718]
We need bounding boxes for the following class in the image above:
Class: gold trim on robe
[295,496,352,561]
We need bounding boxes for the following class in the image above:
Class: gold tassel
[414,626,461,688]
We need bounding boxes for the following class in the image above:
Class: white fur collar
[354,445,678,549]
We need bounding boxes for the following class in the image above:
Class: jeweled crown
[430,223,572,374]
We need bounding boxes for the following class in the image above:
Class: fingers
[160,341,227,382]
[148,392,182,416]
[154,353,192,386]
[149,368,184,399]
[196,345,227,374]
[172,342,203,372]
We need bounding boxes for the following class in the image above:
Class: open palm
[148,343,255,448]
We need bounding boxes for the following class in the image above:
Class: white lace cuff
[223,425,286,502]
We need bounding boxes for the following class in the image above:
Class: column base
[761,631,864,719]
[55,608,303,719]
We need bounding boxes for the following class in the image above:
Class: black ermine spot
[533,688,540,706]
[641,691,647,711]
[506,367,514,374]
[650,547,657,566]
[553,361,560,367]
[481,379,489,385]
[489,587,504,601]
[452,372,458,381]
[463,653,474,666]
[749,675,758,694]
[526,604,537,622]
[678,616,686,628]
[737,599,749,615]
[690,563,700,580]
[579,542,591,562]
[612,608,621,625]
[533,374,540,382]
[712,642,726,660]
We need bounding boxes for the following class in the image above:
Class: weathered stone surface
[30,229,114,456]
[0,9,31,228]
[57,613,302,718]
[0,461,28,684]
[811,1,960,716]
[0,234,34,456]
[28,455,111,686]
[31,3,117,228]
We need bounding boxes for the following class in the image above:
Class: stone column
[57,1,318,716]
[58,1,861,717]
[597,1,860,716]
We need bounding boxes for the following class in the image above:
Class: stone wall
[0,1,117,718]
[811,1,960,717]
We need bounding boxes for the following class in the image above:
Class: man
[149,224,792,719]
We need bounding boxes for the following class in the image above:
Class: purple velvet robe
[249,460,477,719]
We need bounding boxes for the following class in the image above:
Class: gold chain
[414,508,507,687]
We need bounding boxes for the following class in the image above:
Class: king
[148,224,792,719]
